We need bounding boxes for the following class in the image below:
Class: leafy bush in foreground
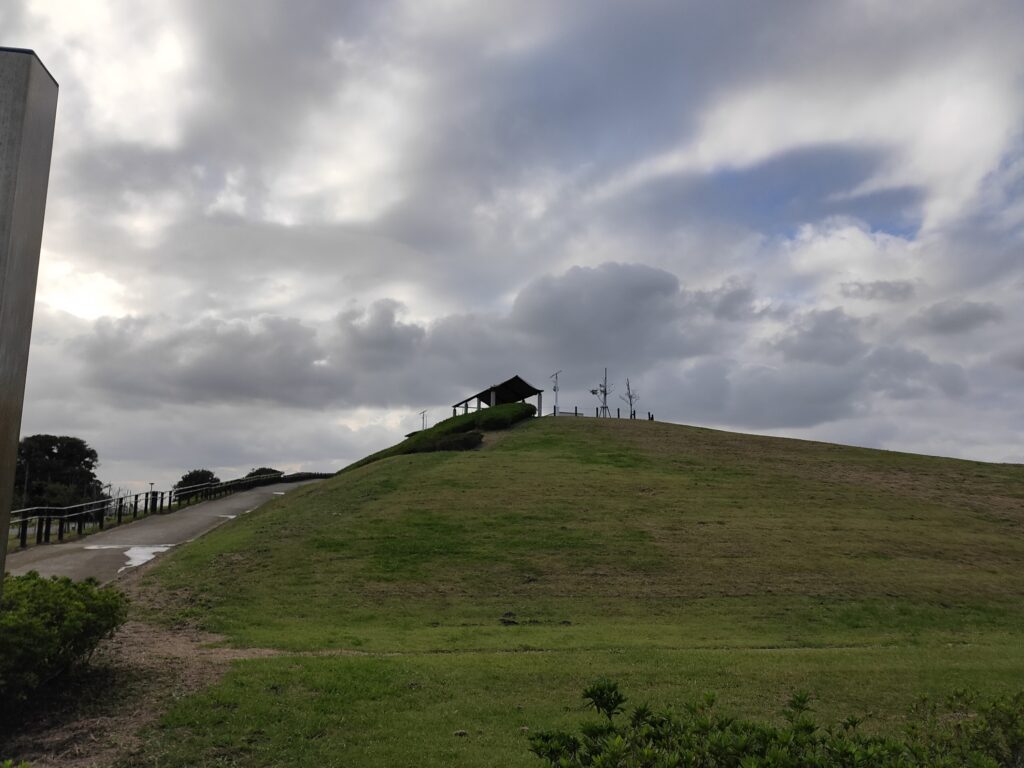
[0,572,128,710]
[530,681,1024,767]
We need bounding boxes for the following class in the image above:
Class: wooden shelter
[452,375,543,417]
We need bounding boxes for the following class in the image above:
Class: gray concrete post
[0,48,58,591]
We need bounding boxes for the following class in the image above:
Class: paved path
[6,481,317,583]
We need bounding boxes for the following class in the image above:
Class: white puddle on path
[84,544,174,572]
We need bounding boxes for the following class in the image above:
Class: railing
[7,470,332,550]
[548,405,655,420]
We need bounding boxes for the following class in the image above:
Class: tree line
[11,434,278,509]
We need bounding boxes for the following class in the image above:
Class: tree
[244,467,281,478]
[173,469,220,490]
[620,378,639,418]
[13,435,104,509]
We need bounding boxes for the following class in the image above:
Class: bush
[407,430,484,454]
[476,402,536,430]
[341,402,536,473]
[530,681,1024,767]
[0,572,128,709]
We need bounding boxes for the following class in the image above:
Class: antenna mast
[590,367,613,417]
[550,370,562,416]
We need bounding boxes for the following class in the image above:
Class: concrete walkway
[5,481,316,583]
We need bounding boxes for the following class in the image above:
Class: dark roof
[453,375,542,408]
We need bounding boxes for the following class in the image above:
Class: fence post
[617,407,620,418]
[19,515,27,548]
[117,501,123,525]
[98,505,105,530]
[574,406,577,416]
[77,514,84,536]
[43,516,51,543]
[57,516,64,542]
[35,516,43,543]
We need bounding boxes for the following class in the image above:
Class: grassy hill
[133,417,1024,767]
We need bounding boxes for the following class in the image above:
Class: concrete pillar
[0,49,58,591]
[490,390,496,407]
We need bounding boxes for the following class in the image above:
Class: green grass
[128,418,1024,767]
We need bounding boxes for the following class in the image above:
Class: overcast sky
[5,0,1024,492]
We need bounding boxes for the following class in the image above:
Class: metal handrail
[7,470,332,548]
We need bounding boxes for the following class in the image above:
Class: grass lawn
[127,418,1024,767]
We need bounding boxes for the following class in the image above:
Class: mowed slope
[133,418,1024,767]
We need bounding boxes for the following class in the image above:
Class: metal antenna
[418,409,428,430]
[590,367,613,417]
[550,370,562,416]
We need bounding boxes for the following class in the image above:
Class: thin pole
[550,370,562,416]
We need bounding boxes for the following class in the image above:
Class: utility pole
[550,370,562,416]
[0,49,58,595]
[419,409,428,431]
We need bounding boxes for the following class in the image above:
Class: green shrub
[341,402,536,473]
[0,572,128,709]
[407,430,484,454]
[530,681,1024,767]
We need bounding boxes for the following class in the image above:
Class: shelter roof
[453,375,542,408]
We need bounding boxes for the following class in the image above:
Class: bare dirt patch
[0,561,279,768]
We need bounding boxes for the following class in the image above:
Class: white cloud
[596,54,1022,232]
[36,255,129,320]
[25,0,200,150]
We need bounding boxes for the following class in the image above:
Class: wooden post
[0,49,58,594]
[537,392,542,416]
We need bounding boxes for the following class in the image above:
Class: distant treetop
[245,467,281,478]
[173,469,220,490]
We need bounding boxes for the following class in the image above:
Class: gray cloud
[773,308,868,366]
[9,0,1024,492]
[840,280,916,302]
[911,300,1005,335]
